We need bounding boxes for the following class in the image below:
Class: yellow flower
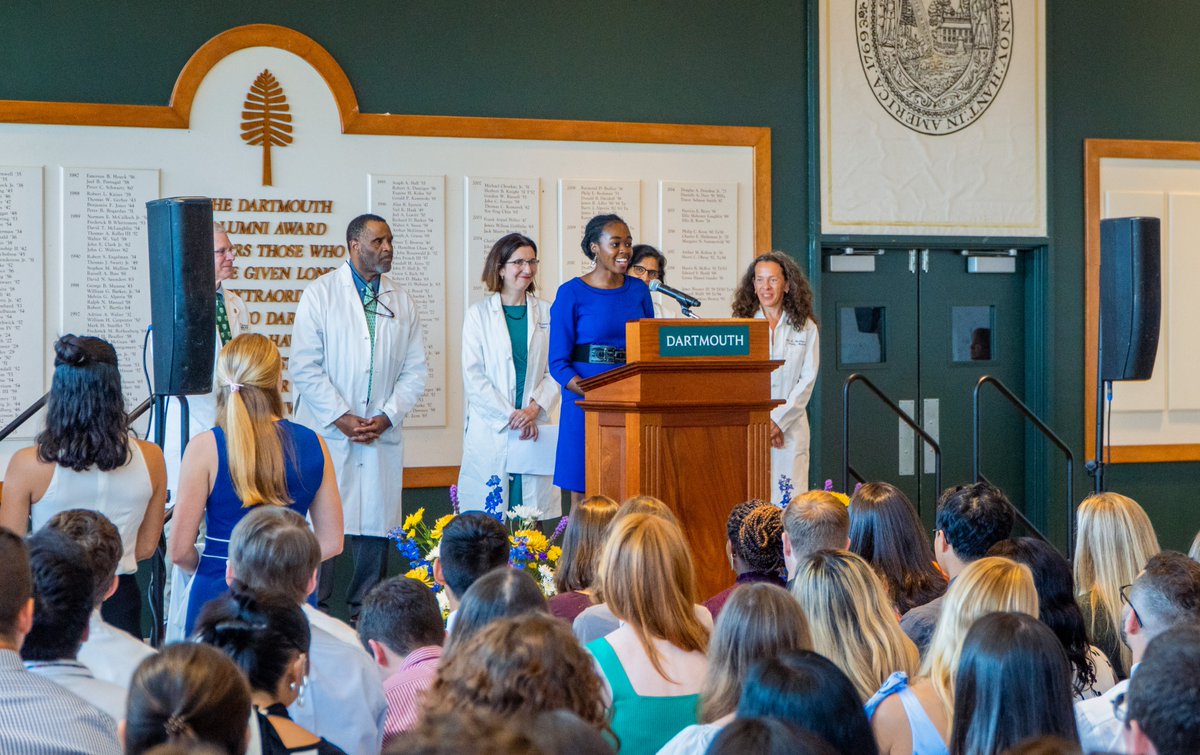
[402,508,426,531]
[405,529,416,540]
[547,546,562,563]
[404,565,434,588]
[430,514,455,540]
[514,529,549,553]
[831,492,850,507]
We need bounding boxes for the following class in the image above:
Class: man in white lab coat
[291,213,428,621]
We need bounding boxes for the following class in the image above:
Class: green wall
[3,2,1197,551]
[1047,2,1200,552]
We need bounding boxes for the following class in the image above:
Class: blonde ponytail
[214,334,290,507]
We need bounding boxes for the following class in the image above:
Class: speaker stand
[148,394,189,649]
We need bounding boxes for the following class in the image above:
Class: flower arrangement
[387,476,567,601]
[775,476,856,507]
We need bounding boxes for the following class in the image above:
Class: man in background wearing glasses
[1075,551,1200,754]
[292,213,428,624]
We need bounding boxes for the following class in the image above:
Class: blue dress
[549,276,654,492]
[184,419,325,634]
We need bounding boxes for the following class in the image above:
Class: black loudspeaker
[1100,216,1161,382]
[147,197,217,395]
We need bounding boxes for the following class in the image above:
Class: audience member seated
[0,335,167,637]
[21,528,126,721]
[549,495,618,622]
[900,483,1015,655]
[1072,491,1160,679]
[444,567,547,655]
[990,537,1116,699]
[226,506,386,755]
[195,587,347,754]
[1122,624,1200,755]
[573,496,710,644]
[358,576,446,745]
[950,612,1078,755]
[1075,551,1200,755]
[433,511,511,630]
[849,482,947,615]
[781,490,850,583]
[732,651,878,754]
[528,709,617,755]
[44,509,155,688]
[706,717,840,755]
[123,643,250,755]
[390,708,555,755]
[703,501,787,620]
[167,333,343,637]
[1000,736,1082,755]
[0,527,121,754]
[660,582,812,754]
[424,613,609,735]
[869,556,1038,755]
[586,512,710,753]
[791,549,919,702]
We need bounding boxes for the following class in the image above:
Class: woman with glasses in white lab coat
[731,251,820,501]
[458,233,560,517]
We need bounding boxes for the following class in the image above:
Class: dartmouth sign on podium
[658,325,752,357]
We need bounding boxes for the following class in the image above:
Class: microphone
[648,279,701,309]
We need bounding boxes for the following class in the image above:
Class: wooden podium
[578,319,781,599]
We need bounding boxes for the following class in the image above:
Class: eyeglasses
[630,264,661,280]
[361,287,396,319]
[1120,583,1143,628]
[506,258,540,269]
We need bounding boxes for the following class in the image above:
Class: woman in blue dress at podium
[549,214,654,505]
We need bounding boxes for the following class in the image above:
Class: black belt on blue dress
[572,344,626,365]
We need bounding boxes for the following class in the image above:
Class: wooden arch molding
[0,23,773,488]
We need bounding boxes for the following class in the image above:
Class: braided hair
[737,504,786,577]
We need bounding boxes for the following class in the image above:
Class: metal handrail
[842,373,941,516]
[973,375,1077,554]
[0,392,48,443]
[0,394,154,443]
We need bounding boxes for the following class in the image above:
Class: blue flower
[777,475,794,507]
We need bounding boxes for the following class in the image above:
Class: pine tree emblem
[240,70,293,186]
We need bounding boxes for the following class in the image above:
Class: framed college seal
[856,0,1013,135]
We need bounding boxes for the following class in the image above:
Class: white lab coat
[290,264,428,537]
[457,293,561,517]
[757,310,820,501]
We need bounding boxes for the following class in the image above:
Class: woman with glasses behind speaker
[458,233,561,518]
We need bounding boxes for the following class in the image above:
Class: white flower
[427,543,440,560]
[538,564,557,597]
[509,504,541,523]
[436,590,450,613]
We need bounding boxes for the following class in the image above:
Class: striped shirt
[0,649,121,755]
[381,645,442,747]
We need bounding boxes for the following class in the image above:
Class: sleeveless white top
[32,442,153,575]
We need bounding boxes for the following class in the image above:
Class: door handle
[923,398,939,474]
[898,399,915,476]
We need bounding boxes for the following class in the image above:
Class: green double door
[818,247,1028,526]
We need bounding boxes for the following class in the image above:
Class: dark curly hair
[989,537,1098,697]
[935,482,1015,561]
[36,335,130,472]
[731,251,816,327]
[580,214,626,261]
[425,613,611,737]
[850,482,947,614]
